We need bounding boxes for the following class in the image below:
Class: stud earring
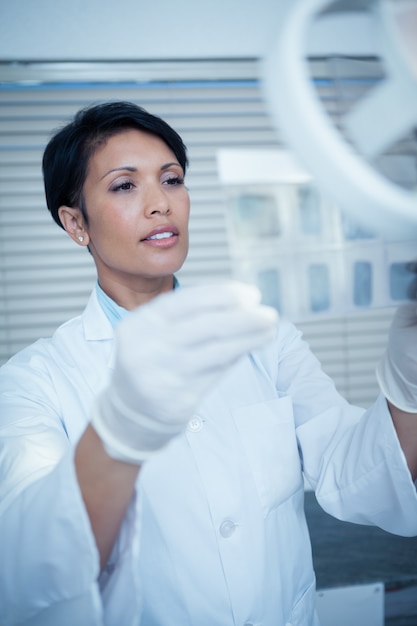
[78,236,84,242]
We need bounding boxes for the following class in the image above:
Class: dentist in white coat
[0,101,416,626]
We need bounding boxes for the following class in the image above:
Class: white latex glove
[376,303,417,413]
[92,282,278,464]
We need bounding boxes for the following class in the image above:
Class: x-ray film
[217,149,416,322]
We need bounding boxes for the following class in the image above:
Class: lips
[141,224,179,244]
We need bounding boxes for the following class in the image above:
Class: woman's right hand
[92,282,278,464]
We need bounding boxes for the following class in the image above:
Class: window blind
[1,58,411,408]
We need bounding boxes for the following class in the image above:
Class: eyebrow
[100,162,181,181]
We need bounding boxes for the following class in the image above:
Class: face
[71,129,190,297]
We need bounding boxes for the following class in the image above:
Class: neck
[97,274,175,310]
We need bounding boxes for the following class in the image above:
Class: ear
[58,206,90,247]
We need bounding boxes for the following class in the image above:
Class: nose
[143,182,171,217]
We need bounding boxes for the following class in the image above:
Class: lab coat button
[219,519,236,538]
[187,415,203,432]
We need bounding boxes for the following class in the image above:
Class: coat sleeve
[0,349,103,625]
[275,319,417,537]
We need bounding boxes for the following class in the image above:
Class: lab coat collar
[82,288,115,341]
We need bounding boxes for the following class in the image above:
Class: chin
[149,254,188,278]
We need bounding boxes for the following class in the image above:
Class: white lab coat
[0,288,416,626]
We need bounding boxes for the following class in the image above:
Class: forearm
[388,400,417,482]
[75,423,140,571]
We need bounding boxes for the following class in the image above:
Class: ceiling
[0,0,380,63]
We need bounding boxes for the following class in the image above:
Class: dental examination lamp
[262,0,417,240]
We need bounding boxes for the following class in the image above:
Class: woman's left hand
[376,302,417,414]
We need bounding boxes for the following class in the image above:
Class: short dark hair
[42,101,188,228]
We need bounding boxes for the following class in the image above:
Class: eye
[163,175,185,186]
[111,180,135,192]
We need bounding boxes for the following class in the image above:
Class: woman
[0,101,416,626]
